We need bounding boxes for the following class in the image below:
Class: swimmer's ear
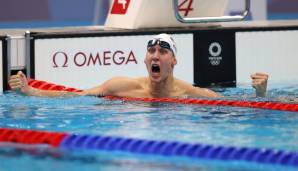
[144,55,150,65]
[172,57,177,67]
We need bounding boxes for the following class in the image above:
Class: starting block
[105,0,230,29]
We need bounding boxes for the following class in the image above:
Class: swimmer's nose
[152,55,159,60]
[152,51,160,60]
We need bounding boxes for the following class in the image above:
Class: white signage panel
[35,34,193,89]
[236,30,298,84]
[0,40,2,93]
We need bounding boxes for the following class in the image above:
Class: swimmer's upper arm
[188,86,222,98]
[82,77,141,96]
[104,77,142,96]
[176,79,221,98]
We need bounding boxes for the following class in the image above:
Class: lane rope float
[27,79,298,112]
[1,128,298,167]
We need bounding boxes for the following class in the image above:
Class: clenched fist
[8,71,30,93]
[251,72,268,97]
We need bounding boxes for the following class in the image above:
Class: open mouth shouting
[151,64,160,73]
[151,63,161,79]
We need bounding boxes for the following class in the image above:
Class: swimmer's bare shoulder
[102,76,145,95]
[174,78,222,98]
[82,76,146,97]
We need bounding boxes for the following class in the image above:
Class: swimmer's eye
[147,47,156,54]
[147,46,170,55]
[159,48,169,55]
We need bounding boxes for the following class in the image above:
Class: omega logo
[208,42,222,66]
[52,50,138,68]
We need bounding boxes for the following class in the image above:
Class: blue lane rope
[1,128,298,167]
[60,134,298,167]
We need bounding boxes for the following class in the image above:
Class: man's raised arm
[8,71,89,97]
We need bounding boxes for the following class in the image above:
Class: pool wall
[1,22,298,90]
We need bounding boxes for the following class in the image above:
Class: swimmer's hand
[8,71,32,94]
[8,71,84,97]
[251,72,268,97]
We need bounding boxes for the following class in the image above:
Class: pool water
[0,85,298,171]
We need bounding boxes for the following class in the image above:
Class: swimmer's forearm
[23,86,83,97]
[256,90,266,97]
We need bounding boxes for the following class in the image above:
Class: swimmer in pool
[8,33,267,98]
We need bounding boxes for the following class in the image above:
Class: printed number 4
[178,0,193,17]
[118,0,127,9]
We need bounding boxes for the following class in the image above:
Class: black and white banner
[30,26,298,89]
[33,33,193,89]
[194,30,236,87]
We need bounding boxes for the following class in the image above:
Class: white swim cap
[147,33,177,57]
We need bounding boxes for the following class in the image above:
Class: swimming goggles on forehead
[147,39,171,51]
